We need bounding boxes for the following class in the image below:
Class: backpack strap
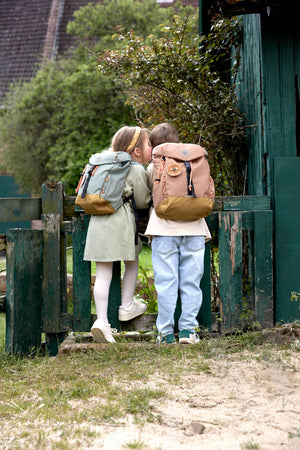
[80,165,97,199]
[123,193,139,245]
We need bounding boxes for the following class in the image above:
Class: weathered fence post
[5,229,43,355]
[219,211,243,333]
[42,182,68,356]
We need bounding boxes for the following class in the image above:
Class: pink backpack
[152,142,215,221]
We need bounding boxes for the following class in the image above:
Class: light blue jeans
[151,235,205,337]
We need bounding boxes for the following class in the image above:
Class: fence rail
[0,182,273,355]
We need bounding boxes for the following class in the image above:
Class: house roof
[0,0,52,100]
[0,0,97,101]
[0,0,198,102]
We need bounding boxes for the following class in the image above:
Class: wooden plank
[120,313,157,332]
[295,28,300,80]
[261,21,298,200]
[60,313,73,332]
[41,181,66,339]
[0,198,41,222]
[64,196,77,218]
[277,28,297,156]
[209,212,219,230]
[66,195,270,215]
[253,211,273,328]
[219,212,243,333]
[62,221,72,233]
[5,229,43,355]
[0,176,31,232]
[72,215,91,331]
[42,213,61,333]
[238,14,264,196]
[262,23,284,159]
[223,196,270,211]
[60,225,68,317]
[45,333,68,357]
[274,158,300,323]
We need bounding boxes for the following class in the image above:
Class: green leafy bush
[98,15,247,195]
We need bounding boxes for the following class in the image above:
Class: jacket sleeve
[146,163,154,191]
[130,164,151,209]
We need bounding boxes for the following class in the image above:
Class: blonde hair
[150,123,180,148]
[112,126,148,154]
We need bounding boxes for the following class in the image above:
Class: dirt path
[79,345,300,449]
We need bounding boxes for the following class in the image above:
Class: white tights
[93,259,139,322]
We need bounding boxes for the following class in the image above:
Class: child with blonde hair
[84,126,152,343]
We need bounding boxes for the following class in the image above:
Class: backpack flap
[153,142,207,161]
[152,143,215,221]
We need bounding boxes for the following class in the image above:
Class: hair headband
[126,127,141,153]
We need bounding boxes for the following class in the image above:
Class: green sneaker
[157,333,176,344]
[179,329,200,345]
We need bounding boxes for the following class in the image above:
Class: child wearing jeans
[145,123,211,344]
[84,126,152,343]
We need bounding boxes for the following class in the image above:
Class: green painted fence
[0,182,273,355]
[0,175,30,233]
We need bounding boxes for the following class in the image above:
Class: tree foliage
[0,0,193,194]
[67,0,194,48]
[98,15,247,195]
[0,61,131,194]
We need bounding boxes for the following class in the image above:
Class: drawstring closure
[188,161,193,193]
[154,157,165,183]
[185,161,196,197]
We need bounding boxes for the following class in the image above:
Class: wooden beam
[0,198,41,222]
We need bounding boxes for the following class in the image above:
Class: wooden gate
[0,183,273,356]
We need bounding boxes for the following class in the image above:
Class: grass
[0,329,299,448]
[241,442,260,449]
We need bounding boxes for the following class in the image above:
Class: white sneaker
[118,299,147,321]
[179,329,200,345]
[91,318,116,343]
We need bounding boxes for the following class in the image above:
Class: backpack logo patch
[167,163,181,177]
